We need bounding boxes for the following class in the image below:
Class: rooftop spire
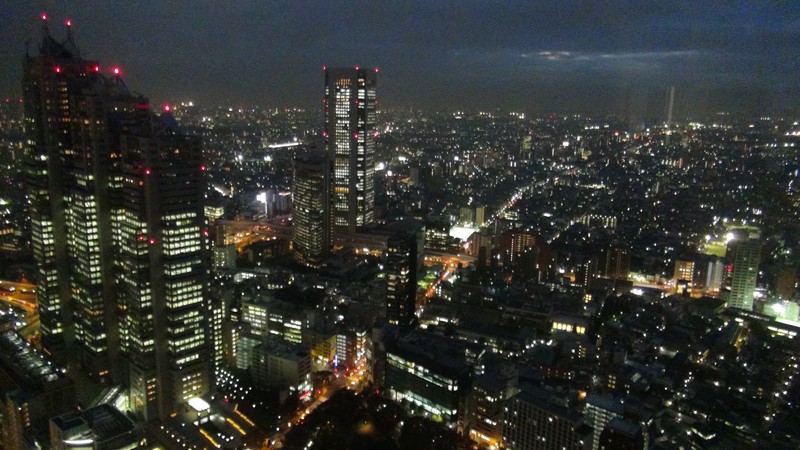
[62,18,81,57]
[40,12,49,40]
[35,13,78,59]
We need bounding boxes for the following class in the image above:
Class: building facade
[386,232,418,327]
[292,151,331,268]
[23,20,211,421]
[502,391,591,450]
[324,67,377,236]
[23,21,132,377]
[118,122,210,421]
[725,236,760,311]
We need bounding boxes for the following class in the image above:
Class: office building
[502,391,591,450]
[251,341,312,393]
[118,124,210,421]
[324,67,377,236]
[23,19,211,420]
[0,331,76,450]
[673,260,694,285]
[50,404,142,450]
[386,231,418,327]
[23,19,135,377]
[292,151,331,268]
[385,333,471,427]
[469,364,518,448]
[424,216,450,252]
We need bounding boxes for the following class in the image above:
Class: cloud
[521,50,701,62]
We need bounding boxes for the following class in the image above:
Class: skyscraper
[385,232,417,327]
[725,235,760,311]
[324,67,377,236]
[23,18,134,378]
[292,150,331,268]
[118,123,210,421]
[23,18,210,420]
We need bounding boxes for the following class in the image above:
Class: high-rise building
[118,122,210,421]
[725,235,760,311]
[292,151,331,268]
[23,19,210,420]
[600,246,631,281]
[23,18,139,378]
[385,231,418,327]
[576,256,597,290]
[324,67,377,236]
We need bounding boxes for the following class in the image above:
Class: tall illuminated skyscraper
[118,122,210,421]
[725,235,760,311]
[23,17,133,378]
[324,67,377,236]
[23,17,210,419]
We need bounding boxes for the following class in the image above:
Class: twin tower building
[24,21,208,421]
[292,67,378,268]
[23,21,377,421]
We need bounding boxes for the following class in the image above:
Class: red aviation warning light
[112,67,121,76]
[145,168,151,175]
[200,165,207,171]
[354,66,359,70]
[322,65,327,70]
[54,66,62,73]
[65,19,72,26]
[202,229,209,237]
[163,104,171,112]
[353,133,359,139]
[374,67,379,72]
[149,238,155,245]
[40,13,48,21]
[93,65,100,72]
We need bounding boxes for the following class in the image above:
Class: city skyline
[2,1,799,117]
[1,7,799,450]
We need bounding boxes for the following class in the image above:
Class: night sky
[3,1,799,117]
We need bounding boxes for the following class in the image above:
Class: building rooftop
[511,390,585,425]
[0,330,67,397]
[387,330,475,380]
[51,403,138,445]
